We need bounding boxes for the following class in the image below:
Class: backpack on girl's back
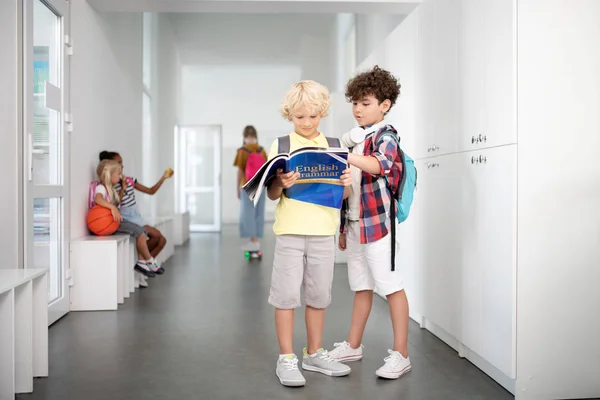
[88,176,134,209]
[242,147,266,182]
[86,175,129,236]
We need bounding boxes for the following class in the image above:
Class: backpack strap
[88,181,98,209]
[372,127,403,272]
[387,149,408,273]
[279,135,340,153]
[277,136,290,154]
[326,137,341,148]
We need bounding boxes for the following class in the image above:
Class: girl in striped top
[99,151,173,274]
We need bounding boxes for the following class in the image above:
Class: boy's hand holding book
[274,169,300,189]
[340,168,352,187]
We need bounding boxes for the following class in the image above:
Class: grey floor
[18,226,513,400]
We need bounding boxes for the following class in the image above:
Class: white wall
[355,14,406,66]
[179,65,302,224]
[334,14,356,93]
[70,1,143,238]
[154,14,180,218]
[516,1,600,398]
[137,13,180,221]
[169,14,337,88]
[0,0,21,269]
[353,1,600,398]
[350,9,421,308]
[173,14,339,225]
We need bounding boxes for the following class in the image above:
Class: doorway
[175,125,222,232]
[23,0,71,325]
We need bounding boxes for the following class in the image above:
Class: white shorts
[346,221,404,296]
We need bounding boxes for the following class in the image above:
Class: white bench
[170,211,190,246]
[70,234,136,311]
[70,216,178,311]
[0,269,48,399]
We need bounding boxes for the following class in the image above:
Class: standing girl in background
[233,125,268,251]
[93,159,158,278]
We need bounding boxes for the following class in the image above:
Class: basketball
[87,205,119,236]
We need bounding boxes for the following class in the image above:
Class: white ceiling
[168,13,338,65]
[88,0,420,14]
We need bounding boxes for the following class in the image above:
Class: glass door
[24,0,70,325]
[175,125,222,232]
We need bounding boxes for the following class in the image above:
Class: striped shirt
[114,177,137,207]
[340,125,402,244]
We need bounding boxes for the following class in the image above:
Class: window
[143,13,152,89]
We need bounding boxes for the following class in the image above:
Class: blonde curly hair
[280,80,330,121]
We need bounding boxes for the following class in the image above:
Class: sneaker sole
[334,354,363,362]
[134,265,156,278]
[302,362,351,377]
[275,370,305,387]
[375,365,412,380]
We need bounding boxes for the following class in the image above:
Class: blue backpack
[375,131,417,224]
[372,129,417,272]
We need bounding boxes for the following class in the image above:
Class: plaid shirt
[340,125,402,244]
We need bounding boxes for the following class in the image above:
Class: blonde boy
[267,80,352,387]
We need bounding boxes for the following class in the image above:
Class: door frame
[22,0,71,326]
[174,124,222,233]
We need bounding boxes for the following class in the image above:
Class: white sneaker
[328,341,363,362]
[375,350,411,379]
[302,348,351,377]
[139,275,148,288]
[276,354,306,387]
[241,241,260,251]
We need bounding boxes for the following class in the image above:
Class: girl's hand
[340,168,352,187]
[338,233,347,251]
[120,176,128,188]
[164,168,174,179]
[110,206,123,222]
[275,169,300,189]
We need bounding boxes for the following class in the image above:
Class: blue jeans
[239,189,265,238]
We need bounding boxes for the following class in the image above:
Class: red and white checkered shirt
[340,125,402,244]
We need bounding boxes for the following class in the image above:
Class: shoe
[276,355,306,387]
[328,341,363,362]
[375,350,411,379]
[138,274,148,288]
[302,348,351,377]
[241,241,260,252]
[134,261,156,278]
[149,261,165,275]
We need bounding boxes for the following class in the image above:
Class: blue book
[243,147,348,209]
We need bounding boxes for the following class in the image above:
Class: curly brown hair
[345,65,401,113]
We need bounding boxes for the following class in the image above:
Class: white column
[0,290,15,400]
[14,281,33,393]
[32,274,48,378]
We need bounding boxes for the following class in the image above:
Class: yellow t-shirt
[268,132,340,236]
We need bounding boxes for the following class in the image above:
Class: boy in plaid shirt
[327,66,411,380]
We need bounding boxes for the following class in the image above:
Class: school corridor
[17,225,511,400]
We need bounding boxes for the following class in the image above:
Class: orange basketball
[87,205,120,236]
